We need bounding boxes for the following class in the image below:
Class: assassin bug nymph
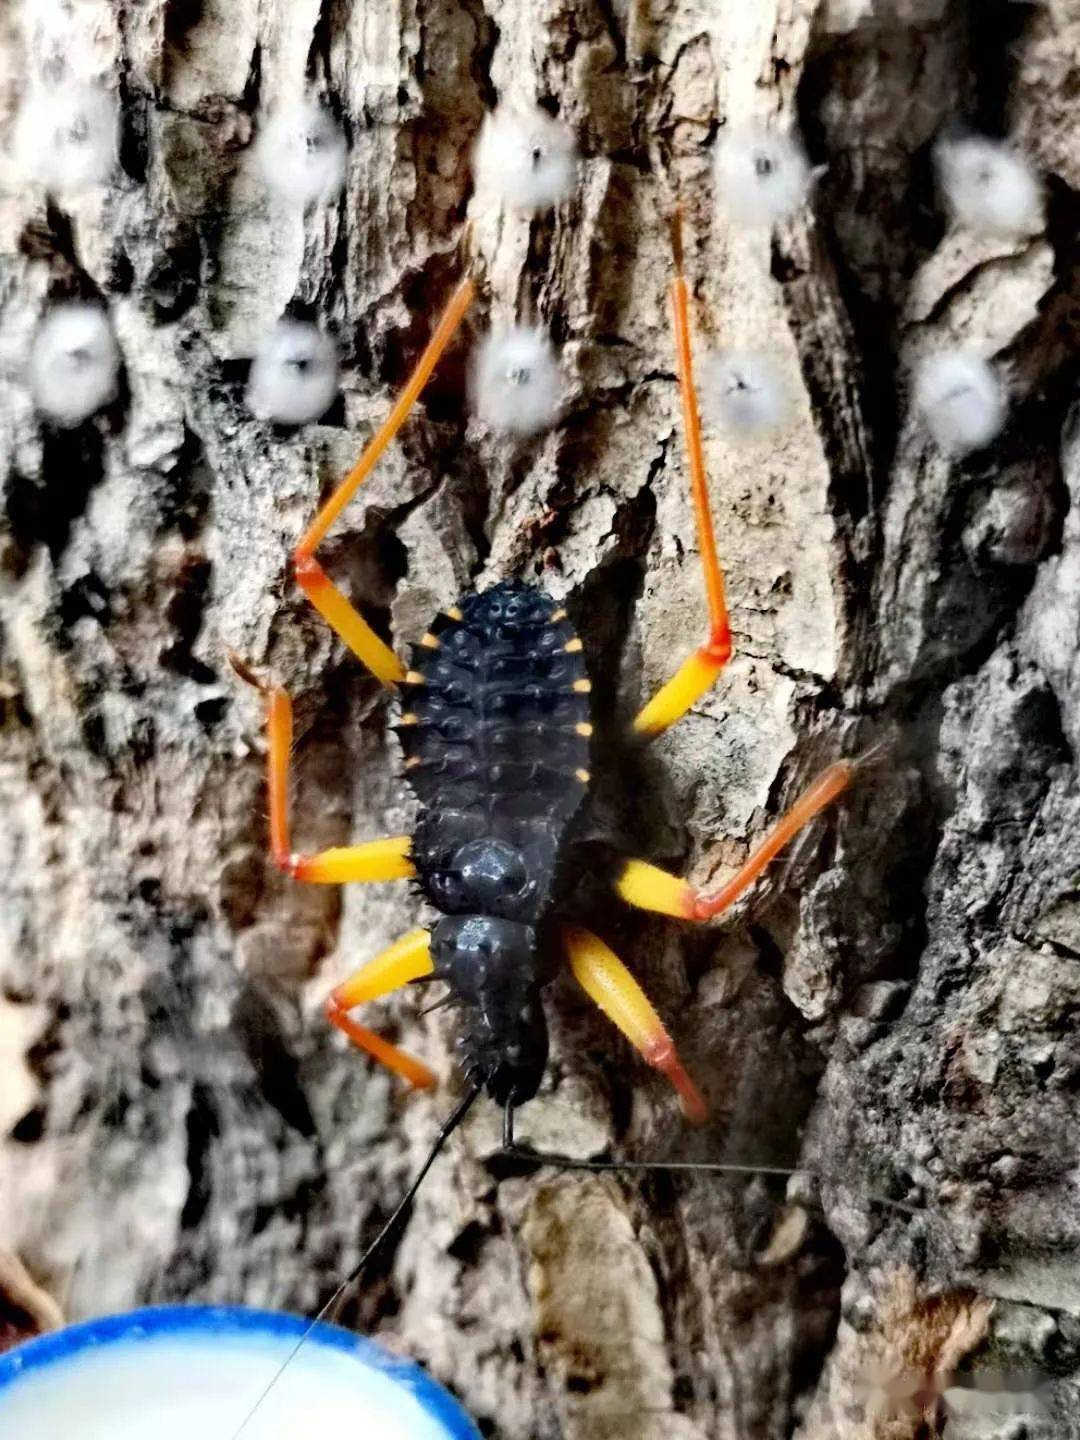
[232,227,867,1182]
[224,225,882,1438]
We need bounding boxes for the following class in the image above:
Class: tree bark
[2,2,1078,1437]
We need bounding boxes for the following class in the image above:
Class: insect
[226,219,881,1440]
[232,220,867,1158]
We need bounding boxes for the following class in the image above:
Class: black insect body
[233,257,865,1145]
[227,251,874,1440]
[401,582,590,1108]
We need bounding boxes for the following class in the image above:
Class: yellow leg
[614,760,855,921]
[291,837,414,885]
[561,924,707,1124]
[294,276,476,686]
[230,654,417,883]
[326,929,436,1090]
[633,220,732,739]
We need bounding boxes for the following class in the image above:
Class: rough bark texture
[2,2,1079,1437]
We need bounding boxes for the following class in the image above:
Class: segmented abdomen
[397,580,592,915]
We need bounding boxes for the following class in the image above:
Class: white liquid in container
[0,1309,475,1440]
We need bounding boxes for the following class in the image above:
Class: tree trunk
[2,1,1078,1437]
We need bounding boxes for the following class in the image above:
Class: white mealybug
[471,326,562,436]
[246,321,339,425]
[933,134,1042,238]
[254,98,346,208]
[699,350,790,437]
[472,106,577,211]
[28,303,120,427]
[714,125,812,228]
[913,350,1007,455]
[13,82,119,194]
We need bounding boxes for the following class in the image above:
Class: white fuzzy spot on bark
[246,321,339,424]
[470,326,562,436]
[714,126,811,228]
[28,304,120,427]
[254,98,347,208]
[472,106,577,211]
[935,133,1043,238]
[913,349,1007,454]
[700,349,791,436]
[13,82,119,195]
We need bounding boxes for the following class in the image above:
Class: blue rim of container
[0,1304,481,1438]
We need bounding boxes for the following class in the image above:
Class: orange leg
[633,222,732,739]
[230,653,416,883]
[614,758,855,922]
[326,929,437,1090]
[561,924,707,1124]
[293,276,476,687]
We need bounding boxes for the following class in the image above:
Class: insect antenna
[506,1147,920,1215]
[500,1103,919,1214]
[227,1083,481,1440]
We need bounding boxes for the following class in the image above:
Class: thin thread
[228,1085,480,1440]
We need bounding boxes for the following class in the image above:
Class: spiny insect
[233,227,864,1139]
[228,220,878,1435]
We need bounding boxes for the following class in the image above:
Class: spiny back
[396,581,592,921]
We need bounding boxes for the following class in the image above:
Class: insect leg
[613,758,854,921]
[293,276,476,687]
[325,928,437,1089]
[560,923,707,1123]
[631,218,731,740]
[230,653,416,882]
